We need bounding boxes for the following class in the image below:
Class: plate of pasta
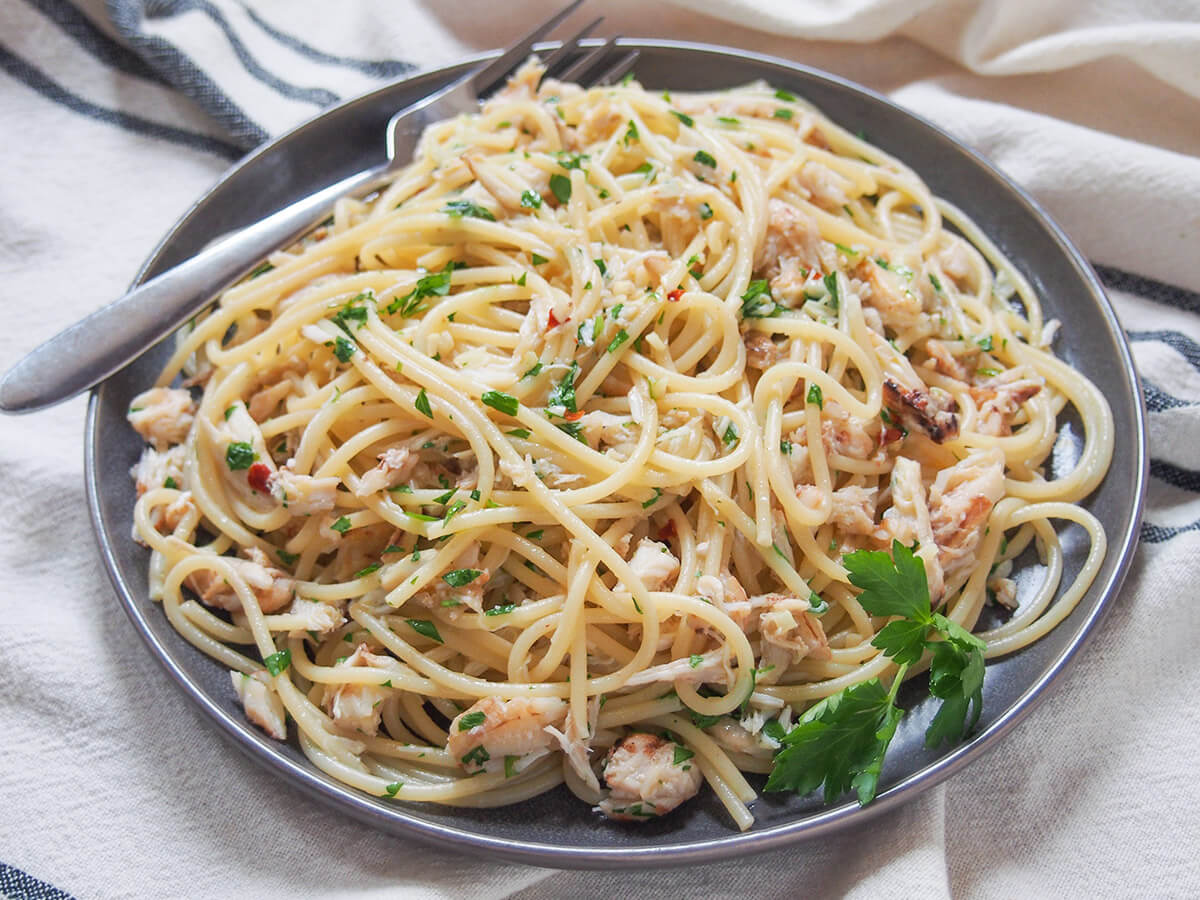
[86,41,1145,866]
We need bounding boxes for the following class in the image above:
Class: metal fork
[0,2,638,414]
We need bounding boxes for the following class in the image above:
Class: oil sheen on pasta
[126,62,1112,830]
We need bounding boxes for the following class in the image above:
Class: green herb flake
[485,604,516,617]
[548,361,579,413]
[385,782,402,796]
[689,654,703,669]
[549,173,572,204]
[504,755,519,778]
[698,202,713,220]
[531,252,549,265]
[458,710,486,731]
[225,441,257,471]
[330,516,351,534]
[642,487,663,509]
[607,329,630,354]
[414,388,433,419]
[406,618,443,643]
[807,383,824,409]
[443,568,482,588]
[353,563,381,578]
[263,649,291,676]
[672,745,695,766]
[505,428,532,439]
[976,335,994,352]
[693,149,717,168]
[670,110,694,127]
[520,189,542,209]
[443,199,495,221]
[773,108,794,120]
[481,390,519,416]
[740,279,778,319]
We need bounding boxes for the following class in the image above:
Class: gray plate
[85,40,1147,868]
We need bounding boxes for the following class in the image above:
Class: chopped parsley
[549,173,572,204]
[225,442,257,470]
[414,388,433,419]
[548,361,579,413]
[775,88,797,101]
[520,189,542,209]
[387,264,456,317]
[485,604,516,617]
[442,568,482,588]
[333,335,357,363]
[642,487,663,509]
[248,261,274,279]
[807,383,824,409]
[385,782,402,796]
[698,202,713,220]
[672,745,695,766]
[823,272,840,311]
[607,329,630,354]
[263,649,291,676]
[929,273,944,293]
[670,110,694,127]
[693,149,717,168]
[330,516,351,534]
[458,711,486,731]
[531,252,549,265]
[773,108,793,120]
[976,335,994,352]
[481,390,519,416]
[443,199,495,220]
[505,428,531,439]
[353,563,381,578]
[740,279,778,318]
[406,619,443,643]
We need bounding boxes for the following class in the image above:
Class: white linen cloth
[1,1,1198,897]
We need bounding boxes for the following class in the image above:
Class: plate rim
[85,38,1148,869]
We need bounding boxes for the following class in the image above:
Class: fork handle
[0,162,393,414]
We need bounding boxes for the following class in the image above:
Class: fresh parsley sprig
[766,540,987,807]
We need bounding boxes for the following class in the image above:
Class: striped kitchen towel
[1,1,1198,898]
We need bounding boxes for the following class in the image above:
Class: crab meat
[759,198,825,277]
[231,670,287,740]
[578,410,636,456]
[544,697,601,791]
[627,538,680,592]
[127,387,195,449]
[792,160,852,211]
[988,574,1019,610]
[447,696,568,774]
[598,733,703,821]
[622,649,731,688]
[184,546,295,614]
[355,447,419,496]
[283,596,345,636]
[322,644,395,736]
[413,545,490,613]
[653,194,702,257]
[853,259,925,332]
[268,464,339,515]
[929,448,1006,587]
[743,331,782,370]
[923,339,975,382]
[247,380,292,422]
[883,377,959,444]
[819,402,878,460]
[969,369,1044,436]
[756,593,831,670]
[797,484,877,535]
[881,457,945,601]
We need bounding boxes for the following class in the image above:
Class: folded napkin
[1,1,1197,897]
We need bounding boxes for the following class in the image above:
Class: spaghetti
[126,63,1112,830]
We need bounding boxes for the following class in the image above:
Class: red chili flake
[247,462,272,493]
[564,409,584,422]
[547,310,562,330]
[880,426,903,446]
[667,288,684,302]
[656,519,677,542]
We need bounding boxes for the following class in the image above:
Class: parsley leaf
[765,677,904,805]
[549,173,572,204]
[443,568,482,587]
[225,442,257,470]
[548,361,579,413]
[443,199,495,221]
[458,710,486,731]
[740,279,778,318]
[263,649,291,676]
[693,150,717,168]
[670,110,694,127]
[406,619,443,643]
[481,390,519,416]
[330,516,351,534]
[520,189,542,209]
[806,383,823,409]
[414,388,433,419]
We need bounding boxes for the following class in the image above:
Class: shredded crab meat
[969,369,1044,436]
[183,546,295,614]
[354,446,418,496]
[231,670,287,740]
[447,696,568,774]
[322,644,394,736]
[626,538,680,592]
[598,733,703,821]
[127,387,195,449]
[929,448,1006,586]
[269,463,339,515]
[881,457,945,601]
